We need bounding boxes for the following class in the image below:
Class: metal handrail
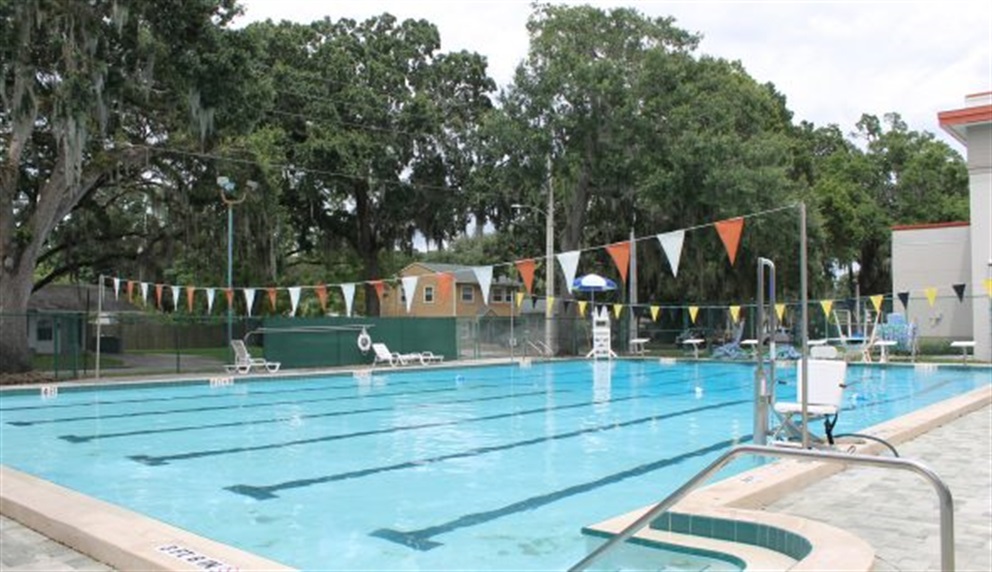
[527,340,553,358]
[568,444,955,572]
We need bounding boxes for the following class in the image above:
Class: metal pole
[545,155,555,355]
[227,204,233,347]
[629,227,638,349]
[799,202,810,449]
[95,274,103,380]
[754,258,776,445]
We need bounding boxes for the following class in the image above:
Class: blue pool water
[1,360,988,570]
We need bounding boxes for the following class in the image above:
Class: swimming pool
[1,360,988,570]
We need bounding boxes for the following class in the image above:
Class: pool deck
[1,360,990,571]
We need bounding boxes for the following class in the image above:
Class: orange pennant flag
[315,284,328,313]
[606,241,631,284]
[436,273,453,302]
[267,287,278,311]
[126,280,135,301]
[154,284,164,309]
[224,288,234,310]
[515,259,537,295]
[714,217,745,266]
[185,286,196,313]
[371,280,385,303]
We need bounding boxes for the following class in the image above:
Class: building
[379,262,519,318]
[892,92,991,360]
[27,283,137,355]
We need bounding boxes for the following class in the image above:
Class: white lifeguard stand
[586,306,617,360]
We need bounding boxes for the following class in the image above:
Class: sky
[235,1,992,150]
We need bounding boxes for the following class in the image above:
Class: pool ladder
[568,444,956,572]
[526,340,554,359]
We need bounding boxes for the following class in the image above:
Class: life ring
[357,329,372,353]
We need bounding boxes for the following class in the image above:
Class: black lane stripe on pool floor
[370,435,750,551]
[226,398,750,499]
[127,394,641,466]
[59,388,562,443]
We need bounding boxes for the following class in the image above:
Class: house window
[37,318,53,342]
[460,285,474,303]
[491,287,505,303]
[424,286,435,304]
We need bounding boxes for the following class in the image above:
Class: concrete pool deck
[1,363,989,571]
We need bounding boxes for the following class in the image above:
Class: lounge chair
[417,351,445,365]
[371,343,422,367]
[772,359,847,445]
[225,340,281,374]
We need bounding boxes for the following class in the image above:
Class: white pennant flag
[113,277,121,299]
[288,286,302,316]
[657,230,686,277]
[206,288,216,313]
[243,288,257,317]
[340,283,356,317]
[556,250,581,293]
[170,286,180,310]
[472,266,494,304]
[400,276,419,313]
[140,282,150,304]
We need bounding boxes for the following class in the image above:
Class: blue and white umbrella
[572,273,618,293]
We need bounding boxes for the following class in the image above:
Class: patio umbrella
[572,273,617,314]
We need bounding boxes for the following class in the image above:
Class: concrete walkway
[2,406,990,571]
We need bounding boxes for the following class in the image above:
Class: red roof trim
[892,221,970,231]
[938,104,992,127]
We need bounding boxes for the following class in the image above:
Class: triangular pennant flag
[401,276,419,313]
[729,305,741,323]
[436,273,454,303]
[985,278,992,298]
[154,284,163,309]
[656,231,685,277]
[546,295,556,318]
[606,241,631,284]
[206,288,216,313]
[898,291,910,310]
[820,299,833,317]
[243,288,257,317]
[689,306,699,324]
[650,305,660,322]
[113,277,121,299]
[775,303,786,322]
[288,286,302,315]
[126,280,135,301]
[315,284,328,313]
[341,283,356,317]
[515,259,536,295]
[578,300,588,317]
[370,281,385,303]
[140,282,149,305]
[613,303,623,319]
[267,287,278,312]
[714,217,745,266]
[952,283,965,303]
[186,286,196,313]
[515,291,525,308]
[870,294,884,314]
[472,266,493,305]
[924,287,937,307]
[170,286,180,311]
[556,250,581,293]
[224,288,234,310]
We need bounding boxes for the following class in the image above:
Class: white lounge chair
[417,351,445,365]
[225,340,281,374]
[372,343,418,367]
[773,359,847,445]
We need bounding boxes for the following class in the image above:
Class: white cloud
[236,0,992,148]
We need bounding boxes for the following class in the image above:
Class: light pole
[217,177,255,347]
[512,200,555,355]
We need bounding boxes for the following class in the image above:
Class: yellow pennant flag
[613,304,623,319]
[729,305,741,323]
[546,296,555,317]
[775,303,786,322]
[870,294,884,313]
[515,291,525,308]
[924,287,938,307]
[689,306,700,324]
[820,299,833,317]
[650,305,660,322]
[578,300,588,317]
[985,278,992,298]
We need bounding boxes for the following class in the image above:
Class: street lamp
[217,177,256,347]
[511,200,555,355]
